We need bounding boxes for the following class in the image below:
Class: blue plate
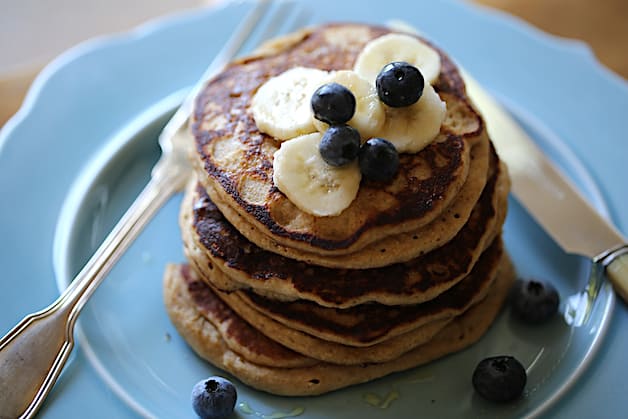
[1,0,627,418]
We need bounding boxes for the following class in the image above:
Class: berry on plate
[472,356,527,402]
[191,376,237,419]
[511,279,560,324]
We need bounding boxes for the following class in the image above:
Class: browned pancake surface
[183,146,506,307]
[163,259,515,396]
[173,265,315,368]
[191,23,485,255]
[234,238,502,345]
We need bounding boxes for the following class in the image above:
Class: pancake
[163,264,315,369]
[163,258,515,396]
[166,21,515,397]
[200,237,504,365]
[217,238,503,348]
[203,134,489,269]
[210,283,451,365]
[181,149,509,307]
[190,23,486,259]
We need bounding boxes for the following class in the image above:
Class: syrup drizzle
[238,401,304,418]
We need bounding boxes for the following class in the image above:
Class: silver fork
[0,1,306,417]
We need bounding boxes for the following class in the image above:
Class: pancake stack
[164,23,514,396]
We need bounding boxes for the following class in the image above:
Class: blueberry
[376,62,425,108]
[319,125,361,166]
[358,138,399,181]
[472,356,527,402]
[511,279,560,324]
[191,376,237,419]
[311,82,356,125]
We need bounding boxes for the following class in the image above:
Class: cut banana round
[313,70,385,139]
[273,132,361,217]
[374,83,446,154]
[354,33,441,85]
[251,67,329,141]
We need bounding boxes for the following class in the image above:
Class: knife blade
[462,72,628,303]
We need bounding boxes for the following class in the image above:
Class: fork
[0,1,306,417]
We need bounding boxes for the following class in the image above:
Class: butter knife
[462,72,628,304]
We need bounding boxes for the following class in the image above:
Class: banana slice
[354,33,441,85]
[251,67,329,141]
[313,70,385,139]
[273,132,361,217]
[375,83,446,153]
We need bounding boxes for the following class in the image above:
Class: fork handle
[0,303,75,419]
[0,164,186,419]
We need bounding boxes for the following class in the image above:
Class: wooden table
[1,0,626,127]
[477,0,628,78]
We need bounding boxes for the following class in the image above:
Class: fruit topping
[472,356,527,402]
[354,33,442,85]
[371,82,445,154]
[511,279,560,324]
[376,61,425,108]
[251,66,328,141]
[358,138,400,182]
[313,70,385,139]
[191,376,237,419]
[311,82,356,125]
[319,125,361,167]
[273,132,361,217]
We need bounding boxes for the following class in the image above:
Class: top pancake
[206,136,489,269]
[181,146,509,307]
[191,23,486,257]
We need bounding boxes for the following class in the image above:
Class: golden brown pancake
[209,284,451,365]
[164,265,315,369]
[218,238,503,348]
[181,149,508,307]
[203,134,489,269]
[163,258,515,396]
[196,237,505,366]
[165,22,514,397]
[190,23,487,259]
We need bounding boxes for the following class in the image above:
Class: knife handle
[607,249,628,304]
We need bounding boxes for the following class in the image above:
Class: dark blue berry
[472,356,527,402]
[319,125,361,167]
[511,279,560,324]
[376,62,424,108]
[311,82,356,125]
[191,376,237,419]
[358,138,399,181]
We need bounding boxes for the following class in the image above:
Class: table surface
[1,0,627,127]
